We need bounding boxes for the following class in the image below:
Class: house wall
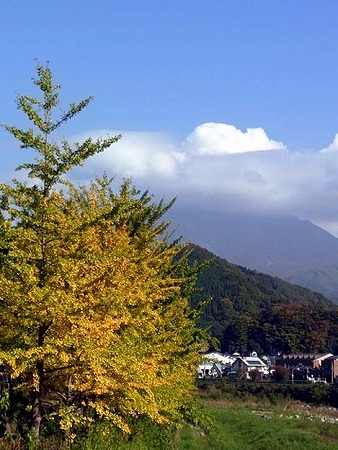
[333,360,338,382]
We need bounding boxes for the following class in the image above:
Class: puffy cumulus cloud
[176,151,299,213]
[74,124,338,237]
[182,122,286,155]
[72,130,182,179]
[320,133,338,153]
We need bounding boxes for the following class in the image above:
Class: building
[197,362,223,379]
[276,353,333,369]
[231,352,268,379]
[321,356,338,383]
[275,353,333,381]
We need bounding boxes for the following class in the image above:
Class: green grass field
[71,398,338,450]
[179,399,338,450]
[1,398,338,449]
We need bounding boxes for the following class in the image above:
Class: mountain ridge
[169,208,338,301]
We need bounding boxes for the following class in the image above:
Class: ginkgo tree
[0,65,205,442]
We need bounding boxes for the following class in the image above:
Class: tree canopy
[186,244,338,355]
[0,65,204,443]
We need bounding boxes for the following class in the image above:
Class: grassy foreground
[180,399,338,450]
[1,398,338,449]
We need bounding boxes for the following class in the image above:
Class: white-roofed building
[231,352,268,379]
[202,352,235,365]
[197,362,223,379]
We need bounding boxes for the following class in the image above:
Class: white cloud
[182,122,286,155]
[4,122,338,236]
[320,133,338,153]
[71,124,338,237]
[72,130,181,179]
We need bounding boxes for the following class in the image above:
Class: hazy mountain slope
[169,208,338,300]
[286,266,338,303]
[171,209,338,277]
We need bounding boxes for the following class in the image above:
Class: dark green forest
[187,245,338,355]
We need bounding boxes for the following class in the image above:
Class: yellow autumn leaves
[1,179,201,432]
[0,65,205,439]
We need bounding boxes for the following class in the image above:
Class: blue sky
[2,1,338,235]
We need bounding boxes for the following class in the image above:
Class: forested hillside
[186,245,338,355]
[170,208,338,301]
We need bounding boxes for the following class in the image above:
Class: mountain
[286,267,338,303]
[186,244,332,315]
[169,207,338,301]
[185,244,338,355]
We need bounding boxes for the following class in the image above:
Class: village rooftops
[243,357,267,367]
[231,356,267,372]
[202,352,234,365]
[276,353,334,369]
[280,353,333,359]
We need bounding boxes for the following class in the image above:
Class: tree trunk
[31,359,44,441]
[31,391,42,441]
[4,413,17,440]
